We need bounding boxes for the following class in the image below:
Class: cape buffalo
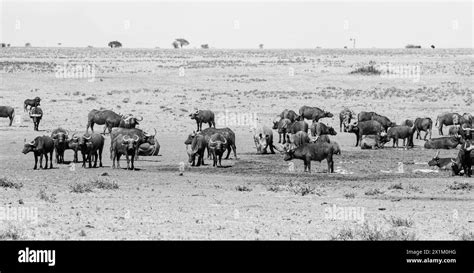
[184,127,237,159]
[280,109,299,122]
[138,143,160,156]
[78,133,104,168]
[310,122,337,139]
[110,127,156,160]
[87,109,141,134]
[24,97,40,112]
[22,136,54,169]
[346,120,385,147]
[428,151,454,171]
[414,117,432,140]
[283,142,335,173]
[299,106,333,122]
[190,110,215,131]
[360,135,389,150]
[253,126,275,154]
[187,134,207,166]
[435,112,465,135]
[29,106,43,131]
[277,118,292,144]
[67,134,80,163]
[112,134,140,170]
[387,124,416,148]
[358,111,395,130]
[287,131,311,148]
[208,133,227,167]
[0,106,15,126]
[424,136,461,149]
[288,120,309,134]
[401,119,414,127]
[451,141,473,177]
[51,128,69,164]
[272,116,282,130]
[339,108,354,132]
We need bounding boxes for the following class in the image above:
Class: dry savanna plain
[0,48,473,240]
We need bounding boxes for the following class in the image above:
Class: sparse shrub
[331,222,416,241]
[0,176,23,189]
[85,96,97,101]
[350,65,381,75]
[343,192,355,198]
[388,183,403,190]
[69,182,93,193]
[287,181,316,196]
[365,188,384,196]
[386,216,414,227]
[448,182,472,191]
[90,176,119,190]
[79,230,87,236]
[38,186,57,203]
[72,91,80,96]
[235,185,252,192]
[0,223,24,240]
[122,98,130,103]
[330,226,356,240]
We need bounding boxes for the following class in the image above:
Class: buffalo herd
[0,98,472,177]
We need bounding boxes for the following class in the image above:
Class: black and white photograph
[0,0,472,272]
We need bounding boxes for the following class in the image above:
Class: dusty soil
[0,48,472,240]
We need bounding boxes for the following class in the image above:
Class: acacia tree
[108,41,122,48]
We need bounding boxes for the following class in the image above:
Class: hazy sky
[1,0,472,48]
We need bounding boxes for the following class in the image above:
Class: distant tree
[259,44,264,49]
[7,44,10,47]
[431,45,435,49]
[201,44,209,49]
[25,42,31,47]
[87,45,93,48]
[173,38,189,48]
[0,43,5,48]
[405,44,421,49]
[108,41,122,48]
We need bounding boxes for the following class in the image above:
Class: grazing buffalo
[187,134,207,166]
[339,108,354,132]
[280,109,299,122]
[22,136,54,169]
[330,142,341,155]
[360,135,389,150]
[78,133,104,168]
[428,151,454,171]
[288,120,309,134]
[310,122,337,139]
[51,128,69,164]
[451,141,473,177]
[208,133,227,167]
[112,134,140,170]
[423,136,461,149]
[0,106,15,126]
[110,128,157,159]
[190,110,215,131]
[277,118,292,144]
[138,143,160,156]
[253,126,275,154]
[29,106,43,131]
[435,112,464,135]
[87,109,142,134]
[387,124,416,148]
[358,111,395,130]
[24,97,40,112]
[299,106,333,122]
[184,127,237,159]
[283,142,335,173]
[346,120,385,147]
[414,117,433,140]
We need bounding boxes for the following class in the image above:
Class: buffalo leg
[219,153,222,167]
[44,153,49,169]
[93,151,98,168]
[50,151,53,168]
[225,147,231,159]
[117,154,121,169]
[278,133,282,143]
[82,152,87,168]
[99,148,103,167]
[438,124,443,136]
[282,133,286,144]
[34,155,38,170]
[131,154,135,170]
[327,156,334,173]
[9,116,13,126]
[39,154,44,169]
[125,153,130,170]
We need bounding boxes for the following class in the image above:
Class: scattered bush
[331,222,416,241]
[38,186,57,203]
[365,188,384,196]
[350,65,381,75]
[69,182,93,193]
[90,177,119,190]
[0,223,24,240]
[448,182,472,191]
[343,192,355,198]
[0,176,23,189]
[235,185,252,192]
[386,216,414,227]
[388,183,403,190]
